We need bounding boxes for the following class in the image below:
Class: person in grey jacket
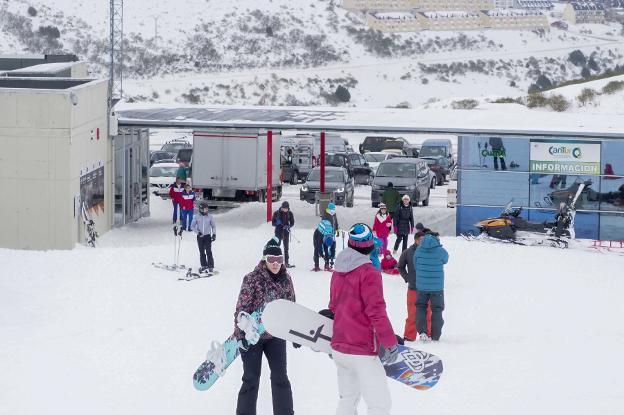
[191,202,216,272]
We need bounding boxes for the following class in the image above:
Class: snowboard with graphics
[262,299,443,390]
[193,309,264,391]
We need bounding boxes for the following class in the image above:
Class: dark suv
[371,158,432,207]
[325,152,373,185]
[359,136,418,157]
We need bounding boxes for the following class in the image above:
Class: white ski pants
[332,350,392,415]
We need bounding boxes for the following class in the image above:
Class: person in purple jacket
[328,223,399,415]
[234,239,297,415]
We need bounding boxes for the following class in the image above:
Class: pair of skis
[151,226,186,272]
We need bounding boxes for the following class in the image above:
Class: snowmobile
[465,181,588,249]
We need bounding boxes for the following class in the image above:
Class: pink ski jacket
[329,248,397,356]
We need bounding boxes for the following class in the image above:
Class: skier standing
[271,201,295,268]
[180,183,196,232]
[398,231,431,342]
[191,202,216,273]
[168,177,185,224]
[372,203,392,255]
[313,219,335,271]
[414,232,449,341]
[234,239,296,415]
[392,195,414,254]
[328,223,398,415]
[381,182,400,217]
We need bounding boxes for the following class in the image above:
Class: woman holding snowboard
[234,238,297,415]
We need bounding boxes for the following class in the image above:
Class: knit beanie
[347,223,375,255]
[263,236,282,257]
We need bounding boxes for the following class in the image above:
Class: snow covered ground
[1,182,624,414]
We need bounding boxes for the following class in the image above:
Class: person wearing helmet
[191,202,216,273]
[328,223,398,415]
[392,195,414,254]
[313,219,335,271]
[322,202,340,259]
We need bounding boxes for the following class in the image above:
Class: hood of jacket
[419,234,442,250]
[334,247,371,273]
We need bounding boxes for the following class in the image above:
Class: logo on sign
[548,146,582,159]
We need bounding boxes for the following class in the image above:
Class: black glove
[319,309,334,320]
[395,334,404,346]
[198,232,203,237]
[211,234,216,242]
[293,342,302,349]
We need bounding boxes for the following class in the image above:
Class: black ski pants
[416,290,445,341]
[196,235,214,268]
[394,234,409,252]
[313,230,331,268]
[237,337,294,415]
[276,229,291,265]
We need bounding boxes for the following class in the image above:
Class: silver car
[371,158,432,207]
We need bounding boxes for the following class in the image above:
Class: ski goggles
[265,255,284,265]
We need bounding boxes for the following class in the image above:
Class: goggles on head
[265,255,284,265]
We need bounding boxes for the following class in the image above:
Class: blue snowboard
[193,309,264,391]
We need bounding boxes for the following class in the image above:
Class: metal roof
[115,104,624,139]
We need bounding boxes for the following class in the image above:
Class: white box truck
[192,130,282,202]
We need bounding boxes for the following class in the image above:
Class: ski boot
[311,266,321,272]
[419,333,432,342]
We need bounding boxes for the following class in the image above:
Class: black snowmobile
[465,181,588,248]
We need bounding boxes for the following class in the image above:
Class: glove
[336,230,340,237]
[318,309,335,320]
[211,234,216,242]
[198,232,203,237]
[395,334,405,346]
[293,342,302,349]
[379,344,399,365]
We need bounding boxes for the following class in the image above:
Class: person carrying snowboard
[168,177,185,224]
[381,182,400,217]
[271,201,295,268]
[191,202,216,273]
[393,195,414,254]
[313,219,335,271]
[328,223,398,415]
[372,203,392,255]
[414,231,449,342]
[180,183,196,232]
[234,239,296,415]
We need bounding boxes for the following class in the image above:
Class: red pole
[267,130,273,222]
[320,131,326,193]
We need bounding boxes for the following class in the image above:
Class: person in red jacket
[168,177,185,224]
[380,250,400,275]
[372,203,392,256]
[329,223,398,415]
[179,184,196,231]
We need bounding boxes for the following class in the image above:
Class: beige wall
[416,0,495,11]
[366,14,422,31]
[486,12,549,29]
[0,79,110,250]
[343,0,415,10]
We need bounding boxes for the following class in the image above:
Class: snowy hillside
[1,183,624,414]
[1,0,623,107]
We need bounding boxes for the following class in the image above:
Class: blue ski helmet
[323,234,335,247]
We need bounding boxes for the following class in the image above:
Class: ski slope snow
[1,183,623,414]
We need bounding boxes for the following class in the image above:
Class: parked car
[421,156,452,186]
[150,150,176,166]
[149,162,179,190]
[325,152,374,185]
[300,167,355,207]
[371,158,432,207]
[419,139,454,165]
[382,138,418,157]
[363,152,400,175]
[176,148,193,167]
[359,136,418,157]
[161,139,192,154]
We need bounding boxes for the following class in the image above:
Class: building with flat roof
[564,1,606,23]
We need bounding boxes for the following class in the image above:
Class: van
[419,139,454,164]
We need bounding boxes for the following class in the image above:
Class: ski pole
[177,229,183,268]
[289,230,300,244]
[173,226,178,267]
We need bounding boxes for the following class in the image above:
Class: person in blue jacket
[413,231,449,341]
[369,236,382,270]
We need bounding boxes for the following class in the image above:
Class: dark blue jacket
[414,235,449,292]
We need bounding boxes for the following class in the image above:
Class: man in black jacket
[272,201,295,268]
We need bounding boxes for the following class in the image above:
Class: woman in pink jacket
[329,223,398,415]
[372,203,392,256]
